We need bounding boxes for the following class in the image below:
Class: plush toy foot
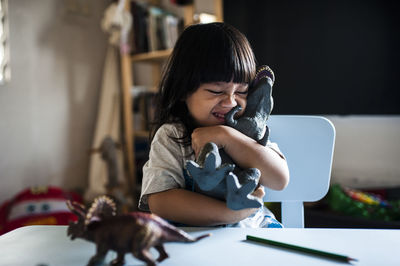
[225,173,263,210]
[186,143,234,191]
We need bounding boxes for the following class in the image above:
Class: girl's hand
[191,125,228,157]
[251,185,265,199]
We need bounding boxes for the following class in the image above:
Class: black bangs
[198,40,255,85]
[195,23,255,85]
[170,23,256,92]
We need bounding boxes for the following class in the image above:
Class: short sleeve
[139,124,189,211]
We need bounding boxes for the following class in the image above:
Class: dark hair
[150,22,256,145]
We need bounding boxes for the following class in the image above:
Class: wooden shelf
[134,130,150,138]
[120,1,223,207]
[131,49,173,63]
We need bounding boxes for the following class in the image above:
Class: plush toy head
[0,186,82,235]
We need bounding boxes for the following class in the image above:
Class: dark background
[224,0,400,115]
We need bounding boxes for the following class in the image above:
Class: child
[139,22,289,227]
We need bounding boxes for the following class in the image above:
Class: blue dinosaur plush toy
[186,65,275,210]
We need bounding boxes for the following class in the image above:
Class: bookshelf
[131,49,173,62]
[120,0,223,203]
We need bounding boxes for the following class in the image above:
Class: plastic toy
[0,186,82,235]
[90,136,133,210]
[186,65,274,210]
[328,184,400,221]
[67,195,210,266]
[343,186,391,207]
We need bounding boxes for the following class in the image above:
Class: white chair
[264,115,336,228]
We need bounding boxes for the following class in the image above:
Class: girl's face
[185,81,248,127]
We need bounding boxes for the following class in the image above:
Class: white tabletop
[0,225,399,266]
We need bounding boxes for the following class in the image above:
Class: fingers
[251,185,265,199]
[191,138,201,157]
[191,128,209,157]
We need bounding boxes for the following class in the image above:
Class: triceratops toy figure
[186,65,275,210]
[67,196,210,266]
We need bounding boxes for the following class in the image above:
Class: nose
[220,93,237,108]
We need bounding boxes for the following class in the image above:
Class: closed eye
[206,89,223,95]
[236,90,248,95]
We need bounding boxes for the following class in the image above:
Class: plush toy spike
[254,65,275,85]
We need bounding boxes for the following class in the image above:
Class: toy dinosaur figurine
[67,196,210,266]
[186,65,274,210]
[89,136,133,211]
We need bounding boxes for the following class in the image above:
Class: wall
[224,0,400,115]
[224,1,400,189]
[0,0,110,203]
[327,115,400,189]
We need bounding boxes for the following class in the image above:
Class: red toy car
[0,186,82,235]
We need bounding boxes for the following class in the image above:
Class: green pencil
[246,235,357,263]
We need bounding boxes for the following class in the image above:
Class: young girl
[139,22,289,227]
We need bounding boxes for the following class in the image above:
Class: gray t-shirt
[139,123,192,211]
[139,123,284,228]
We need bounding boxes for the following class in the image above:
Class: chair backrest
[264,115,336,228]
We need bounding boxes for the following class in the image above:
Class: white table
[0,225,399,266]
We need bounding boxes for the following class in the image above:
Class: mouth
[212,112,226,122]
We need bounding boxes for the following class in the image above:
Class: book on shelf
[131,86,157,132]
[130,1,183,54]
[131,86,156,185]
[130,1,149,54]
[134,138,150,184]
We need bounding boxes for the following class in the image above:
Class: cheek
[186,98,210,122]
[185,95,197,114]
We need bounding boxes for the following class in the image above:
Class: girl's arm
[191,125,289,191]
[147,186,264,226]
